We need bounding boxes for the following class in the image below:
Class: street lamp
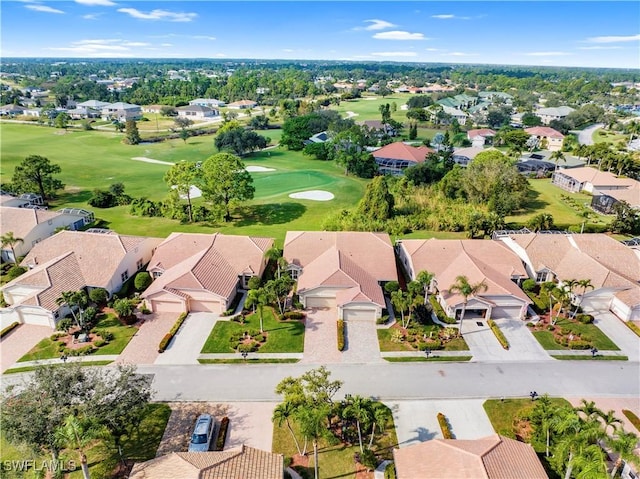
[590,347,598,358]
[529,391,538,401]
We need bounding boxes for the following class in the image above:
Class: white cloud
[282,49,294,53]
[578,46,623,50]
[75,0,115,5]
[47,38,155,55]
[425,48,440,52]
[524,51,571,56]
[122,41,150,47]
[371,51,418,57]
[25,4,65,14]
[361,19,396,31]
[161,43,173,47]
[213,53,226,58]
[373,31,427,41]
[586,34,640,43]
[117,8,197,22]
[193,35,216,41]
[83,13,101,20]
[431,14,471,20]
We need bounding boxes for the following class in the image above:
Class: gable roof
[130,445,283,479]
[228,99,257,107]
[525,126,564,139]
[452,146,487,160]
[372,142,433,164]
[595,182,640,207]
[536,105,575,117]
[76,100,110,109]
[400,239,530,305]
[556,167,636,188]
[284,231,397,282]
[178,105,217,113]
[20,230,158,290]
[103,101,140,110]
[0,206,65,239]
[393,434,547,479]
[467,129,496,139]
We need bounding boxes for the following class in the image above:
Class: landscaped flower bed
[527,313,619,351]
[378,323,468,352]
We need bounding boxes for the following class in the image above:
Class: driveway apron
[155,312,219,365]
[342,319,383,363]
[300,308,342,364]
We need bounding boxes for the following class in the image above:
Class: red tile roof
[467,128,496,139]
[525,126,564,139]
[372,142,434,164]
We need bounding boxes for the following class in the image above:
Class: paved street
[154,312,219,365]
[577,123,604,145]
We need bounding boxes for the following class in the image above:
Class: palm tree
[342,395,373,453]
[391,290,410,329]
[574,279,594,315]
[607,430,639,479]
[1,232,24,264]
[55,415,108,479]
[273,402,303,456]
[246,287,269,333]
[56,291,88,329]
[541,281,557,316]
[369,403,388,448]
[265,246,288,278]
[576,399,604,420]
[416,270,435,304]
[598,409,622,436]
[298,405,330,479]
[550,150,566,171]
[448,275,488,336]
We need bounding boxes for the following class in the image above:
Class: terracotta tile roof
[467,128,496,139]
[525,126,564,139]
[228,100,257,107]
[20,231,159,290]
[400,239,530,306]
[554,167,635,187]
[372,142,434,164]
[284,231,397,282]
[595,182,640,207]
[0,206,64,239]
[393,435,547,479]
[130,446,283,479]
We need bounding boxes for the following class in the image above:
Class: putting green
[253,170,338,200]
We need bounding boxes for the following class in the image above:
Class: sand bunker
[171,185,202,199]
[289,190,335,201]
[345,111,359,118]
[245,166,276,172]
[132,157,174,165]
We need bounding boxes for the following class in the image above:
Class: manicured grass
[592,129,628,145]
[201,308,304,353]
[384,356,472,362]
[272,401,398,478]
[16,337,62,362]
[377,328,469,352]
[531,317,619,350]
[506,178,610,229]
[121,403,172,461]
[197,358,300,364]
[3,361,114,374]
[551,355,628,360]
[91,313,138,355]
[483,397,572,440]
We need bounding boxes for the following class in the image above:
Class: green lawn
[272,401,398,479]
[483,397,572,439]
[16,313,138,362]
[531,318,619,351]
[201,308,305,353]
[592,129,628,145]
[3,361,114,374]
[384,356,472,362]
[551,355,628,360]
[506,178,610,229]
[378,327,469,352]
[198,358,300,364]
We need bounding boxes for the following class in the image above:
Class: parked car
[188,414,214,452]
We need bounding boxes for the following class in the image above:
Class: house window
[152,271,163,278]
[535,271,547,283]
[136,259,143,270]
[121,270,129,282]
[289,269,299,281]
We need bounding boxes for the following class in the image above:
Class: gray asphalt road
[578,123,604,145]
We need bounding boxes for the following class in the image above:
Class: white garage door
[190,299,222,313]
[491,305,523,320]
[151,299,185,313]
[306,297,335,309]
[24,311,53,327]
[343,308,377,322]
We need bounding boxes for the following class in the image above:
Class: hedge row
[0,322,20,339]
[158,312,188,353]
[437,412,453,439]
[624,321,640,338]
[622,409,640,432]
[337,320,345,351]
[429,296,457,324]
[215,416,229,451]
[487,320,510,350]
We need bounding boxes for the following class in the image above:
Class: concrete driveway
[494,318,550,361]
[1,324,52,372]
[386,399,495,447]
[461,319,512,361]
[578,123,604,145]
[155,312,219,365]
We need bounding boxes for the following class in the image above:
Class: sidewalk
[6,355,119,369]
[198,353,302,361]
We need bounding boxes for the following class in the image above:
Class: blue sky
[2,1,639,69]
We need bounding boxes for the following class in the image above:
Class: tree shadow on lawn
[56,189,93,204]
[513,188,549,216]
[235,202,306,226]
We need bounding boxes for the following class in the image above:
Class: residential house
[551,166,636,193]
[497,232,640,321]
[303,131,329,145]
[359,120,397,137]
[142,105,165,114]
[451,146,487,167]
[525,126,565,151]
[77,100,110,110]
[0,231,160,328]
[227,100,258,109]
[393,434,547,479]
[441,105,468,124]
[142,233,273,314]
[100,102,142,121]
[0,104,27,116]
[176,105,219,119]
[284,231,397,321]
[0,206,94,262]
[467,128,496,147]
[535,106,575,125]
[189,98,226,108]
[478,91,513,105]
[372,142,434,175]
[130,446,283,479]
[516,158,556,176]
[397,239,531,321]
[591,181,640,213]
[66,107,100,120]
[0,193,43,208]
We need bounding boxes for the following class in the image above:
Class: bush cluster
[220,309,235,317]
[158,312,187,353]
[622,410,640,432]
[568,339,591,350]
[61,345,96,357]
[0,322,20,339]
[215,417,229,451]
[337,320,345,351]
[437,412,453,439]
[487,319,509,350]
[282,311,305,320]
[576,314,594,324]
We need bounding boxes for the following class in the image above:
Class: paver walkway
[116,312,176,365]
[385,399,495,447]
[567,397,640,435]
[155,312,219,365]
[300,308,342,364]
[1,324,52,373]
[342,320,383,363]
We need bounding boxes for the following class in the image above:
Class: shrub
[50,332,65,341]
[385,462,397,479]
[360,447,378,470]
[158,312,188,353]
[284,457,293,468]
[215,417,229,451]
[94,339,107,348]
[522,279,537,292]
[158,334,173,353]
[220,309,234,317]
[577,314,594,324]
[0,322,20,339]
[134,272,152,291]
[337,319,345,351]
[83,306,98,327]
[231,314,244,322]
[283,311,305,320]
[568,339,591,350]
[526,322,535,327]
[622,410,640,432]
[238,342,258,353]
[170,312,188,335]
[413,303,433,325]
[140,304,151,314]
[96,330,114,342]
[420,339,442,350]
[6,266,27,281]
[376,315,389,325]
[437,412,453,439]
[487,319,509,350]
[89,288,108,305]
[254,334,265,343]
